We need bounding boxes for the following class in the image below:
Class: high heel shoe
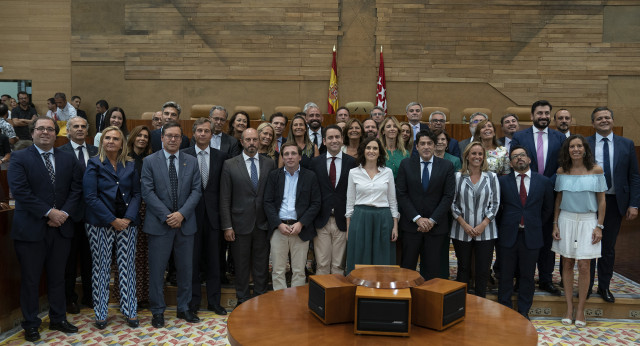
[561,317,572,326]
[575,319,587,327]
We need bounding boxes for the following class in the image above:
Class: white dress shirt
[533,126,549,167]
[243,152,260,179]
[70,140,89,166]
[308,128,322,148]
[326,151,343,188]
[515,169,531,196]
[210,132,222,150]
[56,102,77,121]
[595,132,615,194]
[195,145,211,173]
[345,166,399,218]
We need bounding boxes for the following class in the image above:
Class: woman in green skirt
[345,137,399,274]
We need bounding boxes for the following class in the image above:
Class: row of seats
[140,103,534,125]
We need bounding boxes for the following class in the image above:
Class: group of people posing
[7,98,639,342]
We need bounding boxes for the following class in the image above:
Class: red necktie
[519,174,527,226]
[329,157,336,188]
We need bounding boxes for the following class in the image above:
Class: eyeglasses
[471,119,482,124]
[35,127,56,133]
[163,135,181,140]
[211,117,226,122]
[152,117,162,122]
[430,119,445,123]
[511,153,527,160]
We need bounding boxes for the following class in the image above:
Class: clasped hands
[47,208,68,227]
[416,217,434,233]
[278,222,302,236]
[166,212,184,229]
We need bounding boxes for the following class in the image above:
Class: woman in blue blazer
[84,126,141,329]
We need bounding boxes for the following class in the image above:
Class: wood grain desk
[227,286,538,346]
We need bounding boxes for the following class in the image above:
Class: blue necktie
[602,138,612,190]
[250,157,258,191]
[422,161,430,193]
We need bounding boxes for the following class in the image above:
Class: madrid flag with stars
[376,48,387,114]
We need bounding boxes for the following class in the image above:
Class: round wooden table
[346,266,424,289]
[227,286,538,345]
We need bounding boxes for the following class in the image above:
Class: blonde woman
[257,122,278,161]
[379,116,409,179]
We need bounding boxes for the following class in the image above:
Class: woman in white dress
[552,134,606,328]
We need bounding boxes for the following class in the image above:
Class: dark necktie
[42,152,55,185]
[602,138,612,190]
[422,161,430,193]
[313,132,319,148]
[77,145,86,171]
[519,173,527,226]
[329,157,336,188]
[169,155,178,212]
[250,157,258,191]
[536,131,545,175]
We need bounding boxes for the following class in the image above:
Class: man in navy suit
[182,118,228,315]
[310,125,357,275]
[406,102,429,141]
[397,130,456,279]
[141,122,202,327]
[498,113,520,154]
[150,101,190,152]
[497,145,554,319]
[8,117,83,342]
[511,100,566,295]
[57,117,98,313]
[586,107,640,302]
[263,142,321,290]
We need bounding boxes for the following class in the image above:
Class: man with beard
[554,109,572,138]
[497,145,553,319]
[304,102,326,154]
[11,91,38,150]
[499,113,520,153]
[220,128,276,305]
[511,100,566,295]
[457,112,488,154]
[362,118,378,139]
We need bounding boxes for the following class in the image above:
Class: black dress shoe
[151,314,165,328]
[539,282,561,296]
[66,301,80,314]
[208,304,228,315]
[177,310,201,323]
[95,320,108,330]
[24,327,40,342]
[126,318,139,328]
[49,320,78,333]
[598,287,615,303]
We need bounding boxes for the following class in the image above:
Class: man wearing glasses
[9,117,83,342]
[208,105,241,157]
[457,112,488,155]
[428,110,461,159]
[151,111,163,131]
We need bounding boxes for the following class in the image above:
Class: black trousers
[590,195,623,291]
[190,207,222,311]
[64,220,93,305]
[498,231,539,317]
[452,238,496,298]
[400,231,445,280]
[14,228,71,329]
[232,228,270,304]
[536,220,555,285]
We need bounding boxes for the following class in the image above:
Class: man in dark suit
[586,106,640,302]
[209,105,241,157]
[8,116,83,342]
[304,102,326,154]
[511,100,566,295]
[427,110,461,159]
[397,130,455,279]
[182,118,228,316]
[310,125,357,275]
[95,99,109,133]
[269,112,288,152]
[57,117,98,313]
[405,102,428,141]
[150,101,191,152]
[220,128,276,304]
[141,122,202,328]
[264,142,321,290]
[498,113,520,154]
[70,96,87,120]
[497,145,554,319]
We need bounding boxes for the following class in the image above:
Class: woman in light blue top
[551,135,606,328]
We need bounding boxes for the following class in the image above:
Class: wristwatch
[596,224,604,230]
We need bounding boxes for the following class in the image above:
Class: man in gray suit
[220,128,276,305]
[141,122,202,328]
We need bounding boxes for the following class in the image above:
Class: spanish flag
[328,45,338,114]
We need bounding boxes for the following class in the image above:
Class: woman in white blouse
[345,137,399,274]
[451,142,500,297]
